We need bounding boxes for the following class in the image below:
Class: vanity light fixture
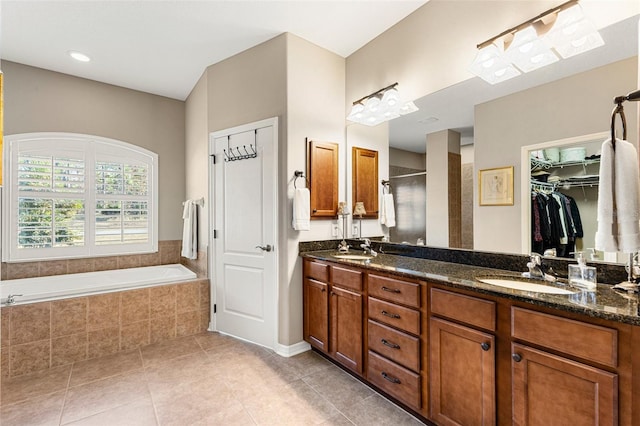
[68,50,91,62]
[347,83,418,126]
[470,0,603,84]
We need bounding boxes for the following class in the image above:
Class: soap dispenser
[568,252,597,290]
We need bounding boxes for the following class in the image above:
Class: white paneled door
[210,118,278,349]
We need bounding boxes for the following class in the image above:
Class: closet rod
[389,171,427,179]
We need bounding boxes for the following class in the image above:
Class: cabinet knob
[480,342,491,351]
[512,353,522,363]
[312,209,318,213]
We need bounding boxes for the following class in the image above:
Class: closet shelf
[531,179,599,190]
[530,157,600,172]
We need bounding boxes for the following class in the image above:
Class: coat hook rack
[224,132,258,162]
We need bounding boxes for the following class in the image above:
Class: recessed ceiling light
[68,51,91,62]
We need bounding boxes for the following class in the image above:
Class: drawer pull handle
[381,372,401,384]
[480,342,491,351]
[381,310,400,319]
[381,286,401,294]
[381,339,400,349]
[512,353,522,363]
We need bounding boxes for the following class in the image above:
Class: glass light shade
[545,5,604,58]
[347,103,365,122]
[347,87,418,126]
[381,88,400,107]
[506,26,558,73]
[365,95,381,113]
[398,101,419,116]
[469,43,521,84]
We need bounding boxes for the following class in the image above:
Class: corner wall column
[426,129,461,247]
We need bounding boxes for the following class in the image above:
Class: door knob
[255,245,273,252]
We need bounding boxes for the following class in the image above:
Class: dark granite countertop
[301,250,640,326]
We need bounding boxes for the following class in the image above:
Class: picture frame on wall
[479,166,514,206]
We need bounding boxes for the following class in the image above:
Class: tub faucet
[5,294,23,305]
[360,239,377,257]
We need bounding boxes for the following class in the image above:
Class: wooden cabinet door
[331,286,363,374]
[512,343,618,426]
[352,146,378,218]
[307,140,338,218]
[303,278,329,352]
[430,317,495,426]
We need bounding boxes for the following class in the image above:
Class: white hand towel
[595,138,640,253]
[181,200,198,259]
[380,193,396,228]
[292,188,311,231]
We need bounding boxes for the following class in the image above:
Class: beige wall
[184,33,346,347]
[346,0,639,108]
[474,57,638,254]
[286,34,346,346]
[3,61,186,241]
[185,72,209,252]
[389,147,425,170]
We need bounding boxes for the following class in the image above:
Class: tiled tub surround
[1,279,210,378]
[1,240,184,281]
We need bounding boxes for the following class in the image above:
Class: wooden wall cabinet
[352,146,378,219]
[307,139,339,218]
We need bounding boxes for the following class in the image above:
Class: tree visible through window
[4,133,158,261]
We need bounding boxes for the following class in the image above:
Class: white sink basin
[477,278,576,295]
[332,254,373,260]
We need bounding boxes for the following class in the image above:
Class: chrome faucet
[5,294,23,305]
[523,253,555,282]
[360,239,378,257]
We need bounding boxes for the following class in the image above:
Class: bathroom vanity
[301,249,640,425]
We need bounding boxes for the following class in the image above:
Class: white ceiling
[389,15,640,153]
[1,0,427,100]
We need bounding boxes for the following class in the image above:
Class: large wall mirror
[520,132,622,262]
[345,14,639,265]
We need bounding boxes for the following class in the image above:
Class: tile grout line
[57,363,74,426]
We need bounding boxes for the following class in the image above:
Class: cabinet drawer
[305,260,329,282]
[332,266,363,291]
[367,351,421,409]
[431,288,496,331]
[368,274,420,308]
[512,307,618,368]
[369,297,420,335]
[368,320,419,372]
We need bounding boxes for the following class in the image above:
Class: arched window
[3,133,158,261]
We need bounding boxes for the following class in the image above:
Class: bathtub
[0,263,197,306]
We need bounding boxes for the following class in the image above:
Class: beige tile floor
[0,332,425,425]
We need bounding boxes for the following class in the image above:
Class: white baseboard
[274,340,311,358]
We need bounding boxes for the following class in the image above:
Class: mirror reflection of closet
[352,146,379,219]
[521,131,618,262]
